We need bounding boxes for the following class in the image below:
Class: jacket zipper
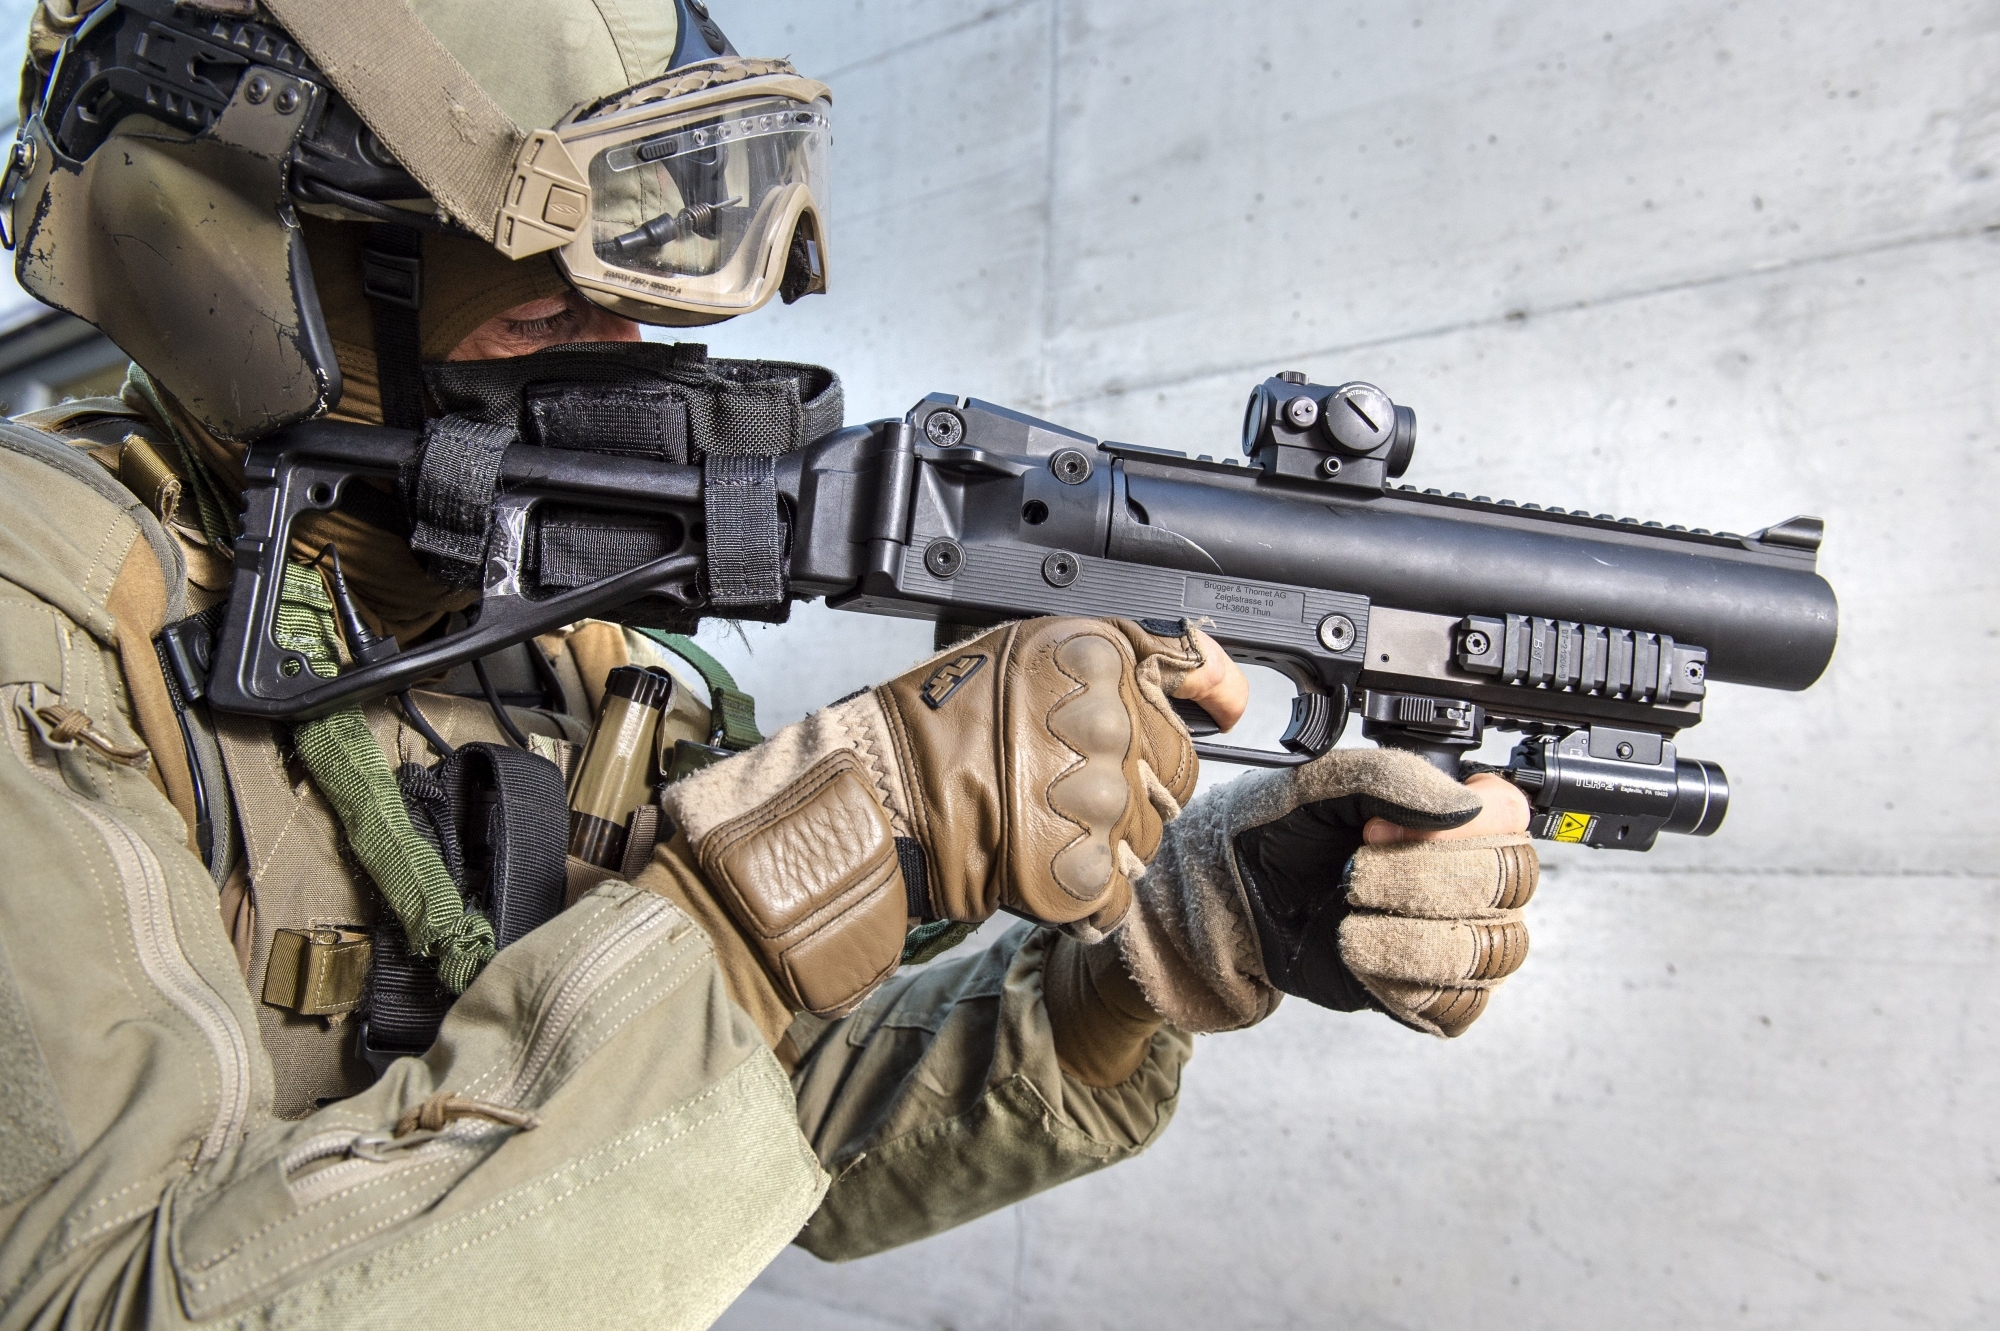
[67,798,252,1165]
[287,892,683,1188]
[491,894,679,1107]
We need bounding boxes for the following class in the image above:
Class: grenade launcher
[201,372,1838,852]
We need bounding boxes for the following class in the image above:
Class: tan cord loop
[34,704,152,766]
[394,1091,541,1138]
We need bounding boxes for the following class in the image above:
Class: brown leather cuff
[1044,932,1165,1087]
[689,752,908,1018]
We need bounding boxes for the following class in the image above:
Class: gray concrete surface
[684,2,1999,1328]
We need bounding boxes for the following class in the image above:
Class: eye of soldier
[504,299,581,340]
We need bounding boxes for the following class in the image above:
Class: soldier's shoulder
[0,410,185,637]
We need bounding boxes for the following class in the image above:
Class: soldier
[0,1,1536,1325]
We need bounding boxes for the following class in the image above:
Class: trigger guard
[1194,741,1313,769]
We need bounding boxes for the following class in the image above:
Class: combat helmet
[4,0,831,439]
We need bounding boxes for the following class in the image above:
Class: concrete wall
[683,2,2000,1328]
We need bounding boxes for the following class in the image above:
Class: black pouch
[403,341,842,621]
[358,741,568,1074]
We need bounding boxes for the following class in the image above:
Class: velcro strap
[702,454,782,607]
[525,382,689,461]
[404,415,514,588]
[535,509,682,590]
[895,835,932,920]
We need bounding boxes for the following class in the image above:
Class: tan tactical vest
[6,398,723,1116]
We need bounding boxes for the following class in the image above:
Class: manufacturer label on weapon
[1181,577,1306,622]
[1552,811,1594,843]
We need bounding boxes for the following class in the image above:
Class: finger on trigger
[1168,626,1249,731]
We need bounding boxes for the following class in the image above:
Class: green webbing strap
[636,628,763,750]
[278,562,495,991]
[900,919,978,967]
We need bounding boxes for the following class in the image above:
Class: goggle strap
[361,225,427,432]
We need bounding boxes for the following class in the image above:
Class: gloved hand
[659,617,1234,1017]
[1114,748,1537,1037]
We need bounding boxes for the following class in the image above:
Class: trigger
[1279,692,1340,756]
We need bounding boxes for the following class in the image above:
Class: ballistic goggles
[252,0,834,325]
[3,0,833,439]
[533,67,833,324]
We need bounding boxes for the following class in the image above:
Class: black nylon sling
[453,743,569,949]
[361,740,568,1069]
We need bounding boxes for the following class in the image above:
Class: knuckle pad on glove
[876,618,1155,929]
[1337,912,1530,985]
[1042,632,1137,901]
[1108,619,1203,806]
[1345,834,1539,917]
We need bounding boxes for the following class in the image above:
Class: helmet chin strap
[360,224,428,431]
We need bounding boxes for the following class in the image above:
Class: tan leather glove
[1116,748,1538,1037]
[659,617,1203,1017]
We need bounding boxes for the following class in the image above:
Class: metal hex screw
[1686,660,1705,682]
[1463,629,1491,657]
[1316,614,1356,652]
[1616,741,1635,759]
[244,74,271,104]
[275,86,300,114]
[923,409,965,447]
[923,538,964,579]
[1049,448,1093,485]
[1041,550,1080,587]
[1320,456,1343,478]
